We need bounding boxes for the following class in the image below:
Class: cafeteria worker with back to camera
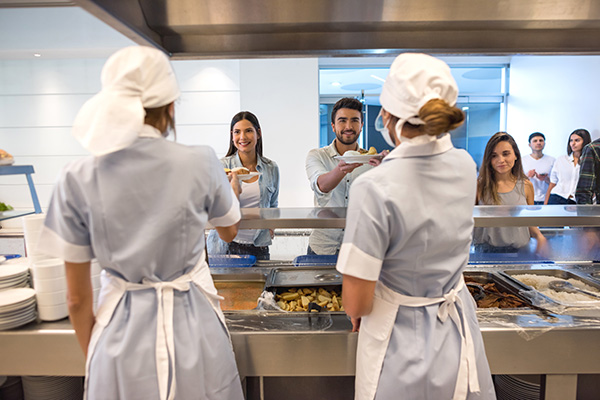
[37,46,244,400]
[336,53,496,400]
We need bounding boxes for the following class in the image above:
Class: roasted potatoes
[275,287,344,312]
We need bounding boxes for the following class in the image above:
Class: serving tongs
[467,282,558,320]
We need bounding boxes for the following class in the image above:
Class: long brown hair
[477,132,527,205]
[226,111,263,157]
[567,128,591,156]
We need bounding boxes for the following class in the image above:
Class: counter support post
[543,374,577,400]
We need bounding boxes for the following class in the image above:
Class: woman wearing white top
[544,129,591,204]
[337,53,495,400]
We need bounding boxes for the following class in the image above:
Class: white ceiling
[0,6,135,59]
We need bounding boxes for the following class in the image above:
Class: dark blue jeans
[548,193,576,205]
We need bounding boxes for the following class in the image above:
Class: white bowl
[32,275,67,293]
[35,290,67,306]
[91,260,102,275]
[91,274,101,289]
[32,259,64,280]
[37,302,68,321]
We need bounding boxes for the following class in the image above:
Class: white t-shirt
[521,153,555,202]
[234,179,260,244]
[549,154,580,201]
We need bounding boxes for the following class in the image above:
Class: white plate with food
[236,172,260,182]
[334,154,383,164]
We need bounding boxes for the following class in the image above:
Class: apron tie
[139,278,192,400]
[361,278,480,400]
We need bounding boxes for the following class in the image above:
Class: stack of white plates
[494,374,541,400]
[22,376,83,400]
[91,260,101,311]
[0,260,30,290]
[22,215,47,264]
[0,288,37,331]
[31,259,68,321]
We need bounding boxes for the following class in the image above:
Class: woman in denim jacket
[207,111,279,260]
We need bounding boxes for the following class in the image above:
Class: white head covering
[73,46,180,156]
[379,53,458,145]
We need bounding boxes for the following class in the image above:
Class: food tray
[265,266,341,290]
[500,269,600,309]
[463,271,532,309]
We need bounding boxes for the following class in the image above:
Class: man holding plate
[305,97,384,255]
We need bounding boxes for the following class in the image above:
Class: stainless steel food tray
[463,271,532,309]
[265,266,342,290]
[500,269,600,313]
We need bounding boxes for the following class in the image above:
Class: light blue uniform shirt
[38,128,244,400]
[337,134,495,399]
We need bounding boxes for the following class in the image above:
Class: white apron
[355,278,480,400]
[85,252,227,400]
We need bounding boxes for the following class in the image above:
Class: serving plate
[334,154,382,164]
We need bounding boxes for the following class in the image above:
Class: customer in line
[337,53,496,400]
[38,46,244,400]
[545,128,591,204]
[576,136,600,204]
[474,132,547,254]
[521,132,555,205]
[207,111,279,260]
[305,97,382,255]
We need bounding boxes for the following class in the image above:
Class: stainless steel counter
[2,264,600,400]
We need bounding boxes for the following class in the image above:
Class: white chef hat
[72,46,180,156]
[379,53,458,141]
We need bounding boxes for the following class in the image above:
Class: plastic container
[293,255,338,267]
[208,255,256,268]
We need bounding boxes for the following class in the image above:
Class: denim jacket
[206,152,279,253]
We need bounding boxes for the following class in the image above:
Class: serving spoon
[548,280,600,299]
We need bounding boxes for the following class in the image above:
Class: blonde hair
[418,98,465,136]
[144,103,176,138]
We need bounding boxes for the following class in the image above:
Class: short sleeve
[336,177,389,281]
[37,168,94,263]
[205,150,241,227]
[549,159,559,184]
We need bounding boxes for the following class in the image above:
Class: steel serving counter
[2,205,600,399]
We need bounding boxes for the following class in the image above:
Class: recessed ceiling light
[331,81,341,86]
[33,53,41,57]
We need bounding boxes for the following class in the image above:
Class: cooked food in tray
[511,274,600,303]
[465,278,528,308]
[275,287,344,312]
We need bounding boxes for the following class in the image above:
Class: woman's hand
[368,150,390,167]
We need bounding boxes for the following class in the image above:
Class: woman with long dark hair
[544,128,591,204]
[207,111,280,260]
[475,131,547,253]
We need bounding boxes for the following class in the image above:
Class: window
[319,64,509,169]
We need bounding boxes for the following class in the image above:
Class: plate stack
[494,374,541,400]
[31,258,68,321]
[21,376,83,400]
[0,288,37,331]
[0,259,30,290]
[91,260,101,311]
[22,214,46,265]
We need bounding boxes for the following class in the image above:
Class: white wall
[507,55,600,159]
[240,59,319,207]
[0,56,319,230]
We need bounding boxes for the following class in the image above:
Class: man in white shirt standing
[521,132,555,205]
[305,97,376,255]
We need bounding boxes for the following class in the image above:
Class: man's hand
[337,160,362,174]
[527,169,536,178]
[368,150,390,167]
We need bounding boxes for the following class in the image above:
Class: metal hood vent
[75,0,600,59]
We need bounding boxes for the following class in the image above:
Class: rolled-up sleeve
[336,177,389,281]
[306,148,335,206]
